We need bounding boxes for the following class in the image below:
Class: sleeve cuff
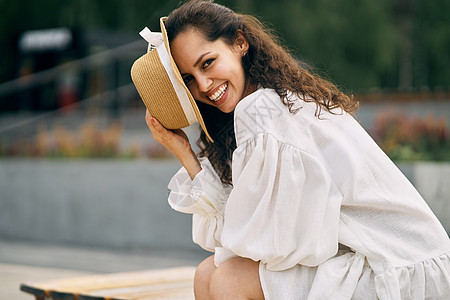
[167,157,228,216]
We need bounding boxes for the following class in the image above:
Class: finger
[145,110,162,128]
[145,114,162,140]
[145,110,153,126]
[145,110,150,123]
[145,111,162,134]
[145,109,152,119]
[172,128,188,140]
[149,117,167,135]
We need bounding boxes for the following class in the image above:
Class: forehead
[170,29,207,69]
[170,28,231,71]
[171,28,210,52]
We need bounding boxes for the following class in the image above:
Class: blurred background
[0,0,449,298]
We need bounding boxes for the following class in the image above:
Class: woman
[145,0,450,299]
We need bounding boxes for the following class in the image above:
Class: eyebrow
[194,52,212,67]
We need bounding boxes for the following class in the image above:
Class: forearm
[176,148,202,180]
[145,112,202,179]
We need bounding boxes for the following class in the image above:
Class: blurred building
[2,27,144,114]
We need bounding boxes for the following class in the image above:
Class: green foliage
[252,0,398,91]
[372,112,450,161]
[1,0,449,92]
[232,0,450,92]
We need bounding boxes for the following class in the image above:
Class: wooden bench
[20,266,196,300]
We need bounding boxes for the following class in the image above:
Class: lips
[208,82,228,102]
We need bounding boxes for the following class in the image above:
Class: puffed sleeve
[167,157,231,252]
[218,133,343,271]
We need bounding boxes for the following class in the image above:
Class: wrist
[177,149,202,180]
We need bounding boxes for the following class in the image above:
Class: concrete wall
[405,162,450,233]
[0,159,449,250]
[0,159,199,251]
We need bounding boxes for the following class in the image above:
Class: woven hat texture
[131,17,213,142]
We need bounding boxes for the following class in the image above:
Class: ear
[234,30,249,55]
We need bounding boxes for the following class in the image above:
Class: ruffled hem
[375,251,450,300]
[259,250,450,300]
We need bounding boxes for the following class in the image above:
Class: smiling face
[170,28,253,113]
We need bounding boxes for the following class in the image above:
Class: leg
[210,256,264,300]
[194,255,216,300]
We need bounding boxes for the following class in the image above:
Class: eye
[202,58,214,69]
[183,75,194,86]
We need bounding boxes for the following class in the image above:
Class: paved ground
[0,239,209,300]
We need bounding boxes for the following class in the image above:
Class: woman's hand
[145,110,201,179]
[145,109,190,156]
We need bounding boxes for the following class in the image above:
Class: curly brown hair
[165,0,359,185]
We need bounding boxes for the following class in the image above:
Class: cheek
[219,57,245,85]
[212,63,230,79]
[229,56,246,83]
[216,54,241,77]
[188,87,212,106]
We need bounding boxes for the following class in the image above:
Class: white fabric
[139,27,163,52]
[139,27,198,126]
[222,133,342,270]
[167,88,450,299]
[168,157,231,252]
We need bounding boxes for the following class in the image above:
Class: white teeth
[208,83,228,102]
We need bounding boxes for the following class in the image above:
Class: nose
[196,75,213,93]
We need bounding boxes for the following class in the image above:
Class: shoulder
[234,88,289,145]
[234,88,283,117]
[233,88,365,154]
[233,88,326,146]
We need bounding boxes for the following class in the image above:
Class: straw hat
[131,17,213,142]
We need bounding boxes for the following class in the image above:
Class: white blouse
[168,88,450,299]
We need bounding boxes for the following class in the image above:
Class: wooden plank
[20,266,196,300]
[77,279,194,299]
[19,284,47,298]
[82,280,192,297]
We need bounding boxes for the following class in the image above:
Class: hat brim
[159,17,214,143]
[131,18,214,143]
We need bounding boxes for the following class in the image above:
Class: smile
[208,82,228,102]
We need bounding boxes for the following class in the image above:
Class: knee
[209,257,260,299]
[194,255,216,299]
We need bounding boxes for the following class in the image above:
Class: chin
[219,108,234,113]
[218,102,238,113]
